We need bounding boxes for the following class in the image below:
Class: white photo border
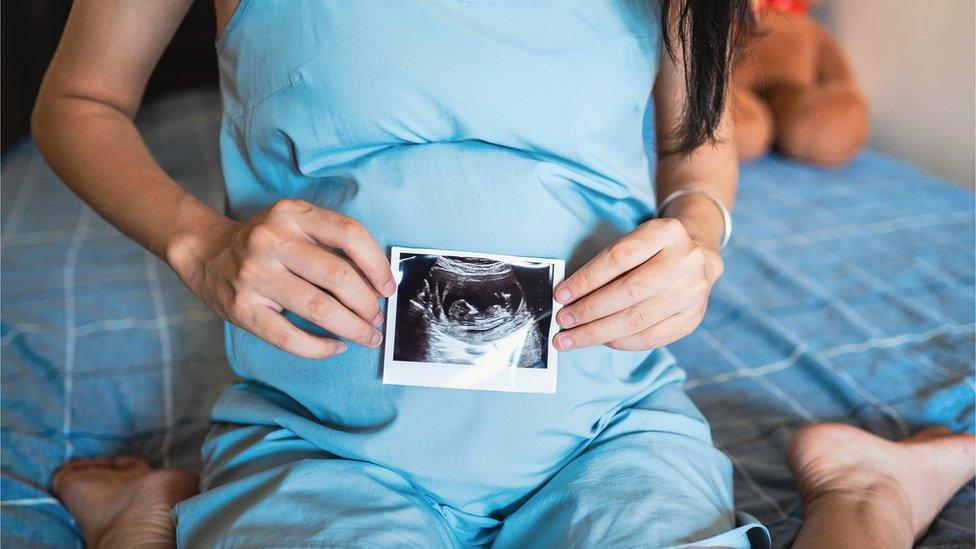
[382,246,564,393]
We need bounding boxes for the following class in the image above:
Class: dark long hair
[658,0,754,155]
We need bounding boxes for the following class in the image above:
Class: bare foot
[788,423,975,544]
[51,456,198,549]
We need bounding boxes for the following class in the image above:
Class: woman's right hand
[171,199,396,359]
[30,0,396,360]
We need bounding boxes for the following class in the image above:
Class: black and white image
[394,254,551,369]
[383,246,563,393]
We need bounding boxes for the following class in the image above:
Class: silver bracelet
[657,188,733,252]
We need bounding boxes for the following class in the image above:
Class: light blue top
[213,0,690,523]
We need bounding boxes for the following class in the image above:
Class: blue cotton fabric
[3,89,974,549]
[171,0,768,546]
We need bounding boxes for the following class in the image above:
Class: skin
[32,0,735,360]
[32,0,393,359]
[553,1,739,352]
[32,1,975,548]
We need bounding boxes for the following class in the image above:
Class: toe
[52,459,104,493]
[907,426,954,442]
[65,458,97,469]
[51,467,70,494]
[52,456,142,494]
[111,456,150,471]
[69,457,112,470]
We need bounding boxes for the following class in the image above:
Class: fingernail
[383,278,397,296]
[556,334,574,351]
[369,331,383,347]
[555,288,572,303]
[371,312,384,326]
[335,341,347,354]
[559,312,575,328]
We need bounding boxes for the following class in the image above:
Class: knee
[772,83,870,167]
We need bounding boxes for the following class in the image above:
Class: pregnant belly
[221,142,664,507]
[270,141,643,264]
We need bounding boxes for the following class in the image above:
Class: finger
[277,239,383,326]
[298,209,396,297]
[247,306,347,358]
[605,306,705,352]
[554,280,699,351]
[270,276,383,348]
[555,219,681,304]
[556,250,688,328]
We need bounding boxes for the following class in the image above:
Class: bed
[2,89,973,548]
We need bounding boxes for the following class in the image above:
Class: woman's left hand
[552,218,723,351]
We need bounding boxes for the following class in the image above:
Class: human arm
[552,27,738,352]
[32,0,395,358]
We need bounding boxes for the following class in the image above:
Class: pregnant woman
[32,1,975,547]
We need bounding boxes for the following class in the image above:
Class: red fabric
[764,0,808,15]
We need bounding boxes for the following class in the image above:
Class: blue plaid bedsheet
[2,89,973,548]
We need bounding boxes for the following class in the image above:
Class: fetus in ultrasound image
[393,253,553,369]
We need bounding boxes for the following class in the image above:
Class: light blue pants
[201,2,773,544]
[174,365,769,548]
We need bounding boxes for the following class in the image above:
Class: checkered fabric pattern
[2,89,973,548]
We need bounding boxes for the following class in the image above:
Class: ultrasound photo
[383,247,563,393]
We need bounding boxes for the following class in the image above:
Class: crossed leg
[53,423,974,548]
